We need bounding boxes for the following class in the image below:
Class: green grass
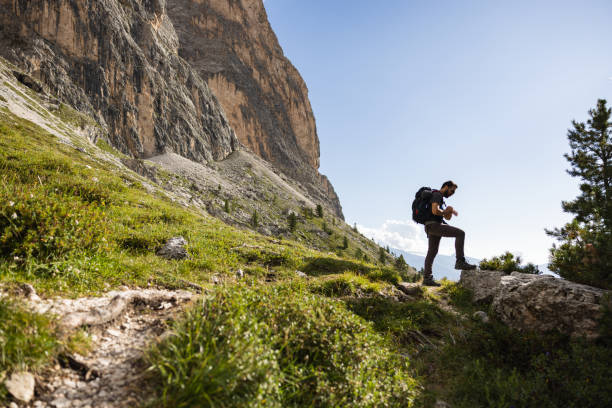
[0,298,61,401]
[0,110,334,296]
[145,284,419,407]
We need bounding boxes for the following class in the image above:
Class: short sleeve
[430,191,443,205]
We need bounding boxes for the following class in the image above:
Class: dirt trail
[11,289,195,408]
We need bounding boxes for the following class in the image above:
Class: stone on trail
[472,311,490,323]
[4,371,35,403]
[156,236,189,260]
[396,282,422,296]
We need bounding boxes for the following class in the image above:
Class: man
[423,180,477,286]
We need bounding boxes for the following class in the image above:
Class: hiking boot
[455,258,477,270]
[422,277,441,287]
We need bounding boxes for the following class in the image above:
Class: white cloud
[357,219,429,255]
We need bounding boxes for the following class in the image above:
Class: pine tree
[224,199,231,213]
[547,99,612,288]
[342,236,349,250]
[288,212,297,232]
[394,254,407,271]
[316,204,323,218]
[378,247,386,264]
[251,210,259,228]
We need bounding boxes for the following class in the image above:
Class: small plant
[316,204,323,218]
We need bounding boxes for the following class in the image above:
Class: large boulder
[459,270,505,303]
[460,270,610,339]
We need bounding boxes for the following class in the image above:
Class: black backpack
[412,187,437,224]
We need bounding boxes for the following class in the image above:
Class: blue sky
[264,0,612,264]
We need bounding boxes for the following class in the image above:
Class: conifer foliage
[547,99,612,288]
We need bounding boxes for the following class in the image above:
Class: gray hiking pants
[424,222,465,278]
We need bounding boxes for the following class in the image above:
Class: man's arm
[432,203,458,219]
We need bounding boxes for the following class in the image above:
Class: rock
[460,270,610,339]
[491,272,608,339]
[396,282,422,296]
[473,311,490,323]
[435,399,451,408]
[236,269,245,279]
[295,270,308,278]
[459,270,505,303]
[9,402,18,408]
[20,283,41,301]
[4,371,35,403]
[156,237,188,260]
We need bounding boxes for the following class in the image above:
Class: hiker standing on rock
[412,181,477,286]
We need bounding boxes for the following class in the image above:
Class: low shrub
[309,273,382,297]
[0,181,110,261]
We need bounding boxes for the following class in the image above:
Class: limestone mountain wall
[166,0,343,218]
[0,0,239,163]
[0,0,343,218]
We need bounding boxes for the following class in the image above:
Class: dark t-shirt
[428,191,445,224]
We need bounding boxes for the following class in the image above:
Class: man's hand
[443,206,459,219]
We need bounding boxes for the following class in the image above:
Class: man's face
[443,185,457,198]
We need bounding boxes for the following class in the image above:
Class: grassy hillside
[1,64,611,407]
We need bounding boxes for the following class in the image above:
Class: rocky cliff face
[0,0,238,163]
[0,0,343,218]
[166,0,343,218]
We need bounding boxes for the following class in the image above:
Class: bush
[147,285,418,407]
[0,181,110,261]
[309,273,382,297]
[479,251,540,274]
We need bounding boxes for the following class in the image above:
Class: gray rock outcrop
[156,236,188,260]
[459,270,505,303]
[460,270,610,339]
